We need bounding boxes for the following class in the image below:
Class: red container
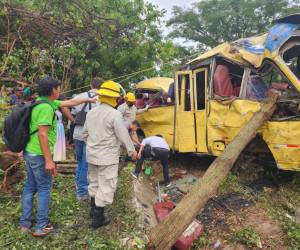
[153,201,175,222]
[153,202,204,250]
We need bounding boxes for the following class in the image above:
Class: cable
[0,51,201,104]
[0,49,196,108]
[61,66,156,94]
[61,51,200,95]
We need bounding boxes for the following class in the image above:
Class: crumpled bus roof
[189,14,300,68]
[136,77,173,92]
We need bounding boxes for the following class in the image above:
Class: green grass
[191,234,210,249]
[0,164,145,249]
[3,158,300,249]
[218,172,253,198]
[229,226,261,248]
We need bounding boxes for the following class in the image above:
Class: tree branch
[0,76,30,86]
[0,38,17,77]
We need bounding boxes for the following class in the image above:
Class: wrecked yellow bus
[137,14,300,171]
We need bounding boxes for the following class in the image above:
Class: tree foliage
[0,0,186,93]
[167,0,300,50]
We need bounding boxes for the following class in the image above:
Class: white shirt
[141,136,170,150]
[73,89,99,141]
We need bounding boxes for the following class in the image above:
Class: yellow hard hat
[125,92,136,102]
[96,80,121,97]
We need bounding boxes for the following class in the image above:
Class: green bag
[144,166,153,176]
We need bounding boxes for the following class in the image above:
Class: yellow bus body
[137,15,300,171]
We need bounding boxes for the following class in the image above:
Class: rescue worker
[82,81,137,229]
[117,92,149,128]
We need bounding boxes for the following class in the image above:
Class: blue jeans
[19,152,52,230]
[74,139,88,197]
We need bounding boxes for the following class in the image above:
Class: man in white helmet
[82,81,137,229]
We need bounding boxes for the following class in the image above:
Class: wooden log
[55,160,77,164]
[147,91,279,250]
[56,163,77,174]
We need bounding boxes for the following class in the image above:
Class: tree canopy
[167,0,300,50]
[0,0,188,92]
[2,0,300,93]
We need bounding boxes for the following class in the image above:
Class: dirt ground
[0,152,23,192]
[199,202,286,249]
[133,153,293,250]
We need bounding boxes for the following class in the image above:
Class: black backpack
[3,100,53,153]
[74,92,97,126]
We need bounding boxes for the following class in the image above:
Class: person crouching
[82,81,137,229]
[132,134,171,187]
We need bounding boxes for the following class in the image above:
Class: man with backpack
[15,76,96,236]
[72,77,103,200]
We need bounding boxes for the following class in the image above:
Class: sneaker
[165,182,172,188]
[131,172,139,179]
[32,223,54,237]
[19,226,31,233]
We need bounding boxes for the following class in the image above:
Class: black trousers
[134,147,170,183]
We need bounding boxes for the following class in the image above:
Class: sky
[148,0,195,37]
[149,0,195,19]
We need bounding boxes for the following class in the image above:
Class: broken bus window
[212,58,243,98]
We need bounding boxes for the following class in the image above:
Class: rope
[61,51,200,95]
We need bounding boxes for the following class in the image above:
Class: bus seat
[213,65,234,97]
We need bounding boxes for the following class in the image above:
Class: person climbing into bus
[117,92,150,128]
[135,93,145,108]
[132,134,171,187]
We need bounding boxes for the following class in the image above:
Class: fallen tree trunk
[147,91,279,250]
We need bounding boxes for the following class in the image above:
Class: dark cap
[38,76,61,88]
[91,77,104,89]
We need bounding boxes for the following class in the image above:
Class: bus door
[193,68,208,153]
[175,71,196,152]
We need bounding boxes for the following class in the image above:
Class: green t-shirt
[25,96,61,155]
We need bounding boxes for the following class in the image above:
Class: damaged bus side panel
[195,55,300,171]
